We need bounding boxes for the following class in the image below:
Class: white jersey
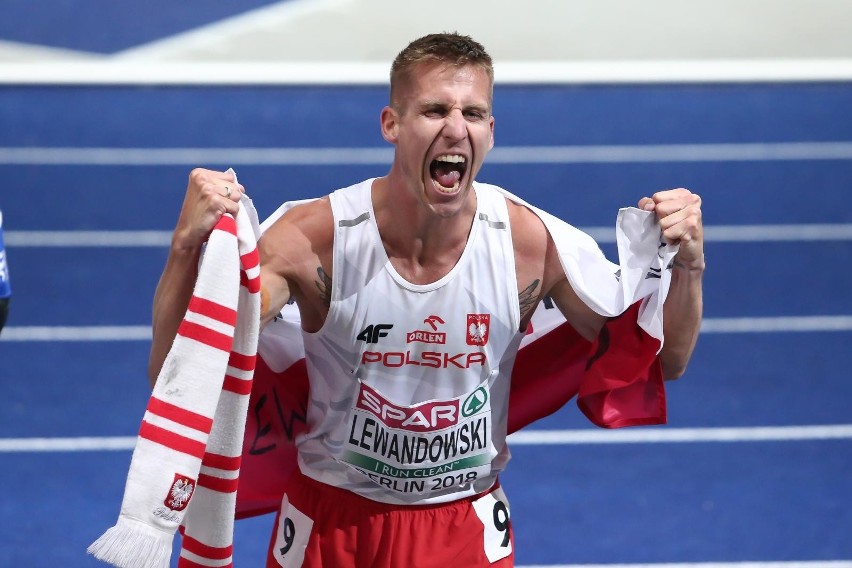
[297,179,524,505]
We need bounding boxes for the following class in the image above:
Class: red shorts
[266,471,515,567]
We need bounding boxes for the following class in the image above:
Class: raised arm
[257,197,334,333]
[640,188,704,379]
[509,200,608,341]
[148,168,244,387]
[511,188,703,381]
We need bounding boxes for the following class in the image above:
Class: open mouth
[429,154,467,193]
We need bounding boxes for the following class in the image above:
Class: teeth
[434,180,460,193]
[435,154,466,164]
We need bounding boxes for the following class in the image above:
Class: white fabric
[296,180,522,505]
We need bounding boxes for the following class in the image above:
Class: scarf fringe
[87,517,172,568]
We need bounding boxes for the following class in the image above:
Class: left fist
[639,188,704,270]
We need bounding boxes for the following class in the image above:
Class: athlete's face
[381,62,495,218]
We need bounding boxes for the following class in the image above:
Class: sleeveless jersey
[297,179,524,505]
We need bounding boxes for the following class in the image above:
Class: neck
[371,176,477,283]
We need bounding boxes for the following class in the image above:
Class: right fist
[172,168,245,250]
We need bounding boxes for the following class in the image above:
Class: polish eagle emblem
[164,474,196,511]
[466,314,490,346]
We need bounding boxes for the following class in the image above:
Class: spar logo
[407,315,447,344]
[164,473,195,511]
[466,314,490,346]
[461,387,488,417]
[356,382,459,432]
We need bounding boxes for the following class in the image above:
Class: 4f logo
[357,324,393,344]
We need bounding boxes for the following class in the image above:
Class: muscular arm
[257,197,334,332]
[509,200,607,341]
[641,188,705,379]
[148,169,243,387]
[510,190,703,381]
[660,259,704,379]
[149,186,333,388]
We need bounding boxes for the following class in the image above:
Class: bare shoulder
[259,197,333,296]
[506,198,548,261]
[260,197,333,264]
[505,198,549,325]
[268,197,333,239]
[504,197,574,290]
[259,197,334,329]
[505,196,605,339]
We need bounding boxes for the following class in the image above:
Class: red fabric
[235,301,665,518]
[236,357,309,519]
[510,302,665,431]
[264,471,514,568]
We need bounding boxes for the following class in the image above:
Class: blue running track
[1,80,851,566]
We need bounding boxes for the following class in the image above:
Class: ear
[488,115,495,150]
[380,106,400,144]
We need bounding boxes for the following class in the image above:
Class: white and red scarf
[88,192,261,568]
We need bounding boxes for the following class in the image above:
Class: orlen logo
[356,383,458,432]
[466,314,490,346]
[407,315,446,344]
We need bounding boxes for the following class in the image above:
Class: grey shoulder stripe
[339,212,371,227]
[478,212,506,229]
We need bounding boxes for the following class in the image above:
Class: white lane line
[583,224,852,243]
[3,425,851,453]
[0,326,151,341]
[5,230,172,247]
[703,224,852,242]
[0,146,393,165]
[6,224,852,248]
[3,59,852,85]
[518,562,852,568]
[507,425,852,445]
[700,316,852,333]
[489,142,852,163]
[2,316,851,342]
[1,142,852,165]
[0,437,137,452]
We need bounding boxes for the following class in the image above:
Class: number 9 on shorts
[472,487,512,562]
[273,495,313,568]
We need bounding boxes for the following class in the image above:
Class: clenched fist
[639,188,705,271]
[172,168,245,251]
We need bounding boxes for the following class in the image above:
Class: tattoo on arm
[518,279,540,322]
[315,266,332,307]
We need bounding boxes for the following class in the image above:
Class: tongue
[433,163,461,189]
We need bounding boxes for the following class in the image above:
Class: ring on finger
[223,186,232,198]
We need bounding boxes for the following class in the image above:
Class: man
[149,33,703,568]
[0,209,10,334]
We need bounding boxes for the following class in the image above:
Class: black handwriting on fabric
[249,389,308,455]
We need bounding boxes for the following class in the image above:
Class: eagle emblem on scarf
[164,474,196,511]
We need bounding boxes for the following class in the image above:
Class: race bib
[340,380,494,496]
[272,494,313,568]
[472,486,513,562]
